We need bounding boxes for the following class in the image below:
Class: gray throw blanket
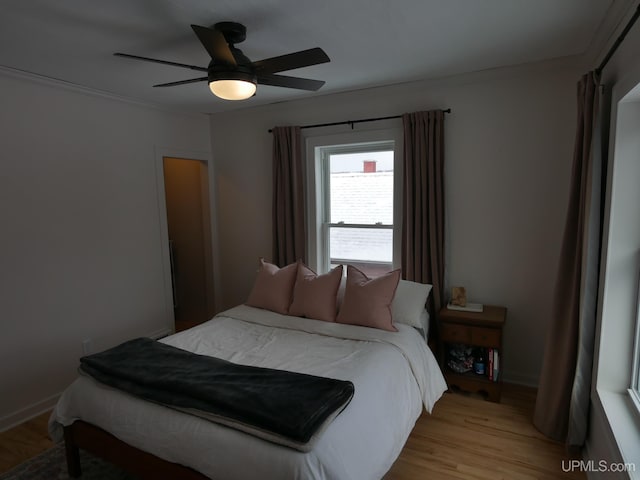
[79,337,355,451]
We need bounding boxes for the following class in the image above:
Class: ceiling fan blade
[191,24,236,65]
[114,53,207,72]
[253,48,330,74]
[153,77,208,88]
[257,73,325,91]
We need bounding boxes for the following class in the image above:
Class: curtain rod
[596,3,640,75]
[268,108,451,133]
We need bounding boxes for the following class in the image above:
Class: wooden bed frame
[63,421,209,479]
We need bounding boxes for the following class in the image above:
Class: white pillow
[391,280,432,328]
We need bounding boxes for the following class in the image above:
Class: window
[591,74,640,473]
[306,130,402,276]
[602,94,640,417]
[631,266,640,412]
[325,145,394,276]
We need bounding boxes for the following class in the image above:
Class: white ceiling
[0,0,631,114]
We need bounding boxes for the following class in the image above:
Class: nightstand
[438,305,506,402]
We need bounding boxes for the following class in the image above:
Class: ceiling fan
[114,22,330,100]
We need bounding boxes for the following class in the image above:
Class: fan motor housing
[208,61,255,85]
[213,21,247,45]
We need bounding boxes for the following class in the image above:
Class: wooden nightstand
[438,305,506,402]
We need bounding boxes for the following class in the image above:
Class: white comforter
[50,305,447,480]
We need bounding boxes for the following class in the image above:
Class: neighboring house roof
[329,171,393,263]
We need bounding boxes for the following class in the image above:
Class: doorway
[163,157,216,332]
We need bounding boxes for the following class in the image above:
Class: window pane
[329,260,393,278]
[329,151,393,225]
[329,227,392,264]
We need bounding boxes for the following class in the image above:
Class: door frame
[154,147,220,331]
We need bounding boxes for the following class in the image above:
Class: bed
[49,266,447,480]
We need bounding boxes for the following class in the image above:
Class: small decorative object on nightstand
[438,305,506,402]
[451,286,467,307]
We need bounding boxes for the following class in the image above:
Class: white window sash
[328,223,393,229]
[304,128,403,274]
[629,263,640,414]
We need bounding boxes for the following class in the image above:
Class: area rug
[0,443,136,480]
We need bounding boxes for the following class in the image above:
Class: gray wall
[0,52,587,430]
[0,69,212,429]
[210,59,581,386]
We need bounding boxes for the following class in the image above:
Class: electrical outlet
[82,338,93,355]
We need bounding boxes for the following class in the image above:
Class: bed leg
[63,426,82,478]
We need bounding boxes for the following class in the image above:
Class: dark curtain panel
[533,71,603,447]
[401,110,446,314]
[272,126,305,266]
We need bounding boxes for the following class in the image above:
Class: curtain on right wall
[533,71,605,448]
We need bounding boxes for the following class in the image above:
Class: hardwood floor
[0,384,584,479]
[0,410,53,474]
[384,384,585,479]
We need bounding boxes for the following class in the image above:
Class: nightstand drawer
[470,327,501,347]
[441,324,471,343]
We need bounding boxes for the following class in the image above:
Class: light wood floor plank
[0,411,54,472]
[384,384,584,480]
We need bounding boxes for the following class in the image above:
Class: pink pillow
[246,258,298,314]
[336,265,401,332]
[289,263,343,322]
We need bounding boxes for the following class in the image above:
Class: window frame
[304,128,403,274]
[321,141,395,272]
[589,65,640,472]
[629,264,640,413]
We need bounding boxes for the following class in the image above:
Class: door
[163,157,215,331]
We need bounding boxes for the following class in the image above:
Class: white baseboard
[0,392,60,432]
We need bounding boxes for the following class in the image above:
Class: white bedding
[50,305,447,480]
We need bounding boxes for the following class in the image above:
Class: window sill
[593,389,640,479]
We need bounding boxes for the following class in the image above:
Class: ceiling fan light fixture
[116,23,329,98]
[209,79,256,100]
[208,70,257,100]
